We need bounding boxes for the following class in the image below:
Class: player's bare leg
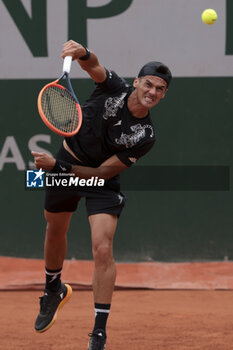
[89,213,117,303]
[88,213,117,349]
[44,210,72,269]
[35,210,73,333]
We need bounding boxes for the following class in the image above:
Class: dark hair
[138,61,172,87]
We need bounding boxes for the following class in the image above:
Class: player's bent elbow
[97,167,112,181]
[97,164,126,181]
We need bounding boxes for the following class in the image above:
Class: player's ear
[161,90,167,99]
[161,87,168,99]
[133,77,140,88]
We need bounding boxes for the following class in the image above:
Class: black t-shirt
[65,69,156,168]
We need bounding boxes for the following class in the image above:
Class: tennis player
[32,40,172,350]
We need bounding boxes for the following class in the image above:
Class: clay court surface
[1,289,233,350]
[1,257,233,349]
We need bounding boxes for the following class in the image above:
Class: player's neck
[127,91,149,118]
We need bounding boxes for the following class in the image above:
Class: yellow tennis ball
[201,9,218,25]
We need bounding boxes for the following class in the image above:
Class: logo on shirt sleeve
[115,123,154,148]
[128,157,137,163]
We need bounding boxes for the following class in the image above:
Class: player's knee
[44,211,71,234]
[92,242,113,267]
[46,222,68,240]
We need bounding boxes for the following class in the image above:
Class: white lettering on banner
[0,136,25,170]
[0,135,51,171]
[0,0,232,78]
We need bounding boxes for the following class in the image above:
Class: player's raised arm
[62,40,106,83]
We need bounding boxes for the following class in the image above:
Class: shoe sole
[88,340,106,350]
[88,336,106,350]
[36,283,72,333]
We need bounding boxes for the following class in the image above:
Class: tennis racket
[37,56,82,137]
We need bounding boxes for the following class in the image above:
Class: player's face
[133,75,167,109]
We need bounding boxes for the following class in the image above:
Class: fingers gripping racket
[37,56,82,137]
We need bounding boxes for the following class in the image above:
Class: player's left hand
[31,151,56,171]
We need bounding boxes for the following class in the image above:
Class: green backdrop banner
[0,77,232,261]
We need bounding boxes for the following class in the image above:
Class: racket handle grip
[63,56,72,73]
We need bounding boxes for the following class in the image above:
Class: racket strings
[41,86,79,133]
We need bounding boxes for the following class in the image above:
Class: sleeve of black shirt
[116,139,156,167]
[96,68,129,93]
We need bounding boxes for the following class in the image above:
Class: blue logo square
[26,169,45,188]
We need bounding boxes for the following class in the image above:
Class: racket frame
[37,61,83,137]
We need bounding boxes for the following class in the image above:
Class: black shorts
[44,144,126,217]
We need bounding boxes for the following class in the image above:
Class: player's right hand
[62,40,86,60]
